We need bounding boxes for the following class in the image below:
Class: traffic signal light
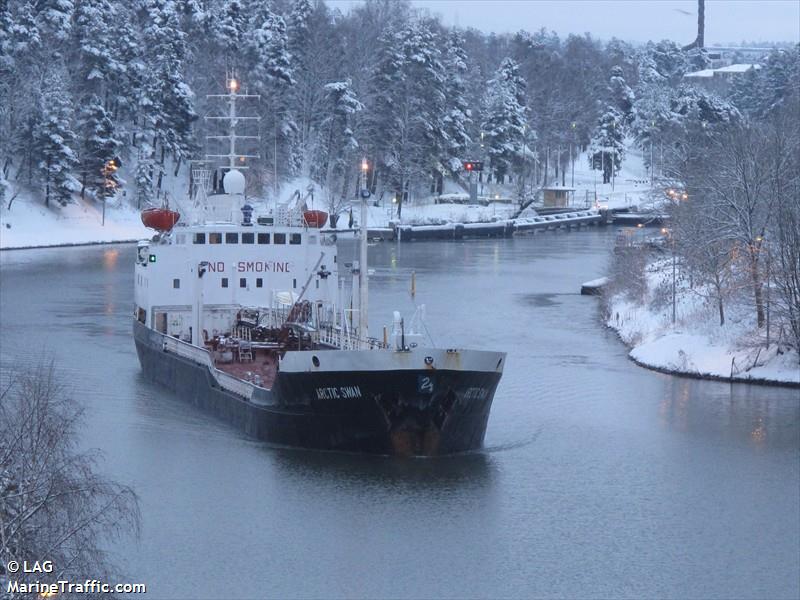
[462,161,483,172]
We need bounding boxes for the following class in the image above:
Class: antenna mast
[205,72,261,169]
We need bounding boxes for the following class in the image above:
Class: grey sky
[328,0,800,44]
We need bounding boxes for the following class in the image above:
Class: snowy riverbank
[0,196,516,251]
[604,260,800,386]
[0,195,149,250]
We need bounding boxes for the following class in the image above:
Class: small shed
[542,186,575,208]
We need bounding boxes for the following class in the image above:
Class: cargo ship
[133,77,505,455]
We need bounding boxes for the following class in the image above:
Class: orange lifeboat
[141,207,180,232]
[303,209,328,228]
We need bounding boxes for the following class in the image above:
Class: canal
[1,229,798,599]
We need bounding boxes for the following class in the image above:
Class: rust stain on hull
[390,429,442,456]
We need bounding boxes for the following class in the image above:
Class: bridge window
[193,233,206,244]
[290,233,302,245]
[226,232,238,244]
[239,278,246,288]
[209,232,222,244]
[242,232,254,244]
[257,233,270,244]
[173,278,180,289]
[274,233,286,244]
[221,278,228,288]
[292,278,297,289]
[256,278,263,288]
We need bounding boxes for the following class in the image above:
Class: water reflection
[659,377,800,449]
[266,446,496,493]
[102,248,119,269]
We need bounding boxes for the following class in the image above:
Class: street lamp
[102,157,120,226]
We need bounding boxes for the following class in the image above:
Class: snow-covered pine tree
[758,48,797,116]
[441,30,472,174]
[372,17,448,215]
[135,144,153,208]
[609,65,634,121]
[35,0,73,42]
[481,57,527,184]
[33,80,78,207]
[727,48,799,120]
[244,3,299,187]
[637,40,688,86]
[287,0,313,66]
[727,67,762,117]
[77,96,120,200]
[629,83,672,151]
[315,79,363,221]
[0,2,13,64]
[589,108,624,184]
[636,85,740,180]
[211,0,248,61]
[141,0,197,189]
[684,47,710,73]
[606,38,638,86]
[108,5,144,122]
[72,0,121,101]
[286,0,338,168]
[362,21,404,193]
[669,85,740,126]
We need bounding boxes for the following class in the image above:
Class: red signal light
[465,162,473,171]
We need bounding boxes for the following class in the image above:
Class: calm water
[1,230,798,599]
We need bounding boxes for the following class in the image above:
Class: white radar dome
[223,169,246,195]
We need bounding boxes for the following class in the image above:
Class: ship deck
[212,347,279,389]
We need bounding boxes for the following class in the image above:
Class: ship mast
[205,74,261,170]
[359,158,370,348]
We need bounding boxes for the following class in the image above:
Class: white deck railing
[317,327,388,351]
[214,370,256,400]
[318,327,362,350]
[161,335,256,401]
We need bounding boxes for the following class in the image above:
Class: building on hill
[683,63,761,93]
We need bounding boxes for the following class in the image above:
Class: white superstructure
[133,201,340,345]
[134,76,352,349]
[134,76,426,358]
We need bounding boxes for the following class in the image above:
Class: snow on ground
[0,159,192,250]
[1,138,661,249]
[606,259,800,385]
[566,140,663,211]
[1,194,149,250]
[277,175,517,228]
[361,201,516,228]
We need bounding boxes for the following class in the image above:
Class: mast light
[361,159,368,172]
[229,78,238,92]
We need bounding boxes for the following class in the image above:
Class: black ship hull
[134,320,503,456]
